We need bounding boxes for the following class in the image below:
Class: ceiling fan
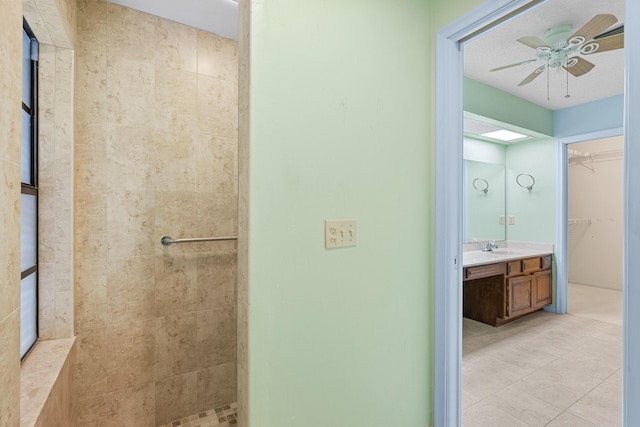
[490,14,624,88]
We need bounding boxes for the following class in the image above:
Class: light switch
[325,220,356,248]
[499,216,505,225]
[508,216,516,225]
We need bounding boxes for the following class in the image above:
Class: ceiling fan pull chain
[565,65,571,99]
[547,59,550,101]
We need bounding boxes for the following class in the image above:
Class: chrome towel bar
[161,235,238,246]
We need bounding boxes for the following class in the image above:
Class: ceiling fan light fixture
[543,24,573,46]
[481,130,529,142]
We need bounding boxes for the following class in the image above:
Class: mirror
[465,160,506,242]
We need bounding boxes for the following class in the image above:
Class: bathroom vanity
[462,247,553,327]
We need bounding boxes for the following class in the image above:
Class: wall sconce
[473,178,489,194]
[516,173,535,191]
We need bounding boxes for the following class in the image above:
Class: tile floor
[463,306,622,426]
[568,283,623,326]
[158,403,238,427]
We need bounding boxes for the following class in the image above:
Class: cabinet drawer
[540,255,552,271]
[521,255,552,274]
[506,260,522,277]
[464,263,505,281]
[522,257,542,274]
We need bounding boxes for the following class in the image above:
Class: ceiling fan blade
[564,57,595,77]
[490,59,538,72]
[517,36,548,49]
[595,24,623,40]
[570,14,618,42]
[517,67,545,86]
[582,33,624,55]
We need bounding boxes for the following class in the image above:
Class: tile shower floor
[159,403,238,427]
[463,310,622,427]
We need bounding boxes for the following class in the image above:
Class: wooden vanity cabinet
[532,269,552,308]
[507,274,534,317]
[464,254,552,326]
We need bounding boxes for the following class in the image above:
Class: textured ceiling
[106,0,238,40]
[464,0,625,111]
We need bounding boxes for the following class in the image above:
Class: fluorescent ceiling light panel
[481,129,528,142]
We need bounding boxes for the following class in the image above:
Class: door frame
[433,0,640,426]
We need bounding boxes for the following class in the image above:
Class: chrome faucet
[481,240,498,252]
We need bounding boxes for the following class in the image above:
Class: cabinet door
[533,270,552,308]
[508,275,533,317]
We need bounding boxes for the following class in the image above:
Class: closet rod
[568,148,623,160]
[567,219,592,225]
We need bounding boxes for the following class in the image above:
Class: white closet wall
[567,136,623,290]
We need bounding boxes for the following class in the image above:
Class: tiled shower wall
[73,0,238,424]
[38,42,75,340]
[0,1,23,425]
[237,0,250,424]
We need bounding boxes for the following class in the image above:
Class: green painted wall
[505,139,557,243]
[464,78,554,137]
[247,0,485,425]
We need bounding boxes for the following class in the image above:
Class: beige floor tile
[486,343,558,371]
[523,358,603,395]
[464,309,622,427]
[483,384,564,426]
[464,354,536,383]
[507,377,583,411]
[463,362,520,399]
[545,411,598,427]
[571,335,622,363]
[568,284,622,326]
[560,348,621,381]
[463,402,532,427]
[567,387,621,427]
[463,390,482,409]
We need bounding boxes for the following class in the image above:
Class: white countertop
[462,246,553,267]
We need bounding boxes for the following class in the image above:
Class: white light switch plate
[325,220,356,248]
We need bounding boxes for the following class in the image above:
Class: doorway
[566,135,624,325]
[434,1,640,426]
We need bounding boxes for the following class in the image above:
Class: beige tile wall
[20,338,76,427]
[34,342,76,427]
[237,0,250,425]
[38,43,75,340]
[74,1,238,425]
[0,1,25,426]
[23,0,76,49]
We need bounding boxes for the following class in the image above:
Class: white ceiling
[106,0,239,40]
[464,0,625,111]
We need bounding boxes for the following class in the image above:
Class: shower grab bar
[161,235,238,246]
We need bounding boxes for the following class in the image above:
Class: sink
[462,250,504,265]
[489,248,531,256]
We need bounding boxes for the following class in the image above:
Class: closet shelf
[568,218,592,225]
